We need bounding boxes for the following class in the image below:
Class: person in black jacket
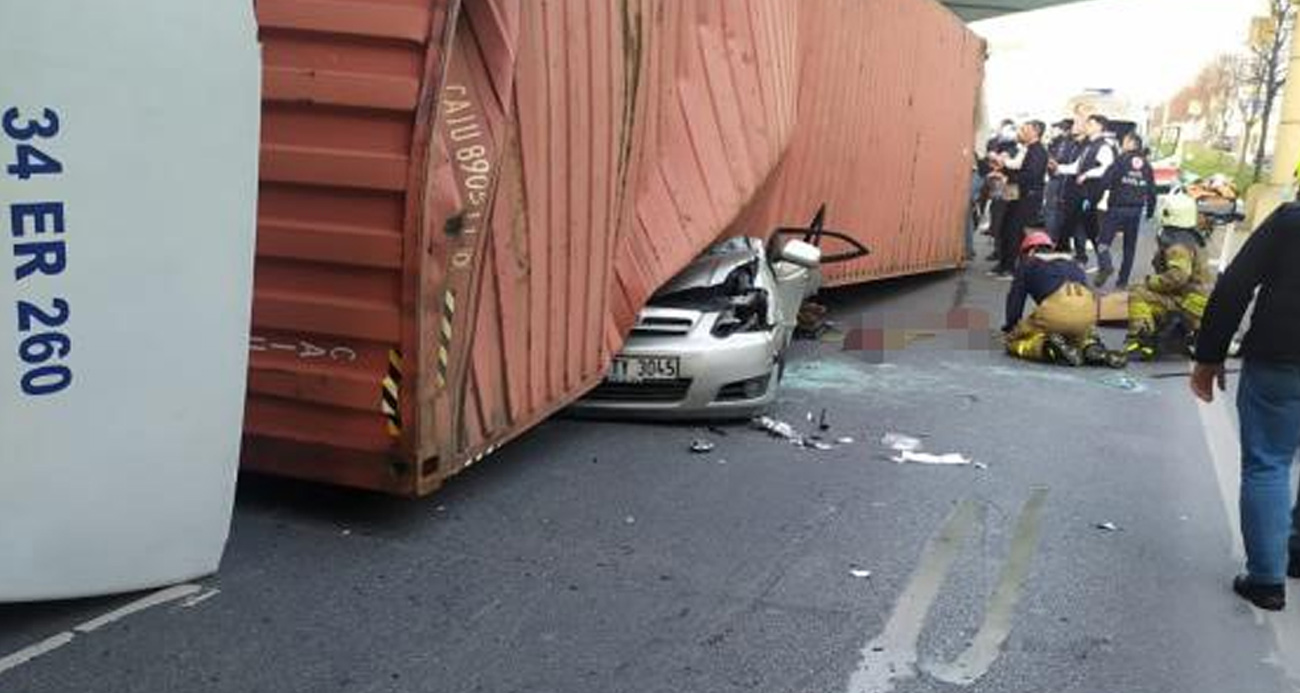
[1051,115,1116,264]
[991,120,1049,276]
[1043,119,1075,245]
[1192,203,1300,611]
[1095,133,1157,288]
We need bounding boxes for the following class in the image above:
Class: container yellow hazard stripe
[382,349,402,437]
[436,290,455,388]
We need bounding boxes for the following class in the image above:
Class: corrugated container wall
[243,0,798,495]
[731,0,984,285]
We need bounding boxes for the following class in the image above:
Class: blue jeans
[1097,206,1143,285]
[1237,360,1300,584]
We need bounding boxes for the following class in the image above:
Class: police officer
[1124,192,1214,361]
[1051,115,1116,264]
[1095,132,1157,288]
[1002,231,1127,368]
[1043,119,1075,243]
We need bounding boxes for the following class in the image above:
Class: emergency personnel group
[979,115,1300,613]
[976,114,1209,368]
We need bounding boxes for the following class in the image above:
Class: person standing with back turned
[1191,203,1300,611]
[1095,132,1156,289]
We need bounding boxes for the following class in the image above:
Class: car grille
[630,315,695,337]
[584,378,693,403]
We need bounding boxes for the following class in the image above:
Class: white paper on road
[891,451,974,466]
[881,432,923,452]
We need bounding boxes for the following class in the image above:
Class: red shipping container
[244,0,981,495]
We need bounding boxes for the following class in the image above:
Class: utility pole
[1268,13,1300,189]
[1246,2,1300,226]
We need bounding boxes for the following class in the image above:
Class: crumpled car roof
[653,237,762,298]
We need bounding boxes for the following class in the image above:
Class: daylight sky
[973,0,1265,123]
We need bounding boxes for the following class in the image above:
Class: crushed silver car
[575,207,868,419]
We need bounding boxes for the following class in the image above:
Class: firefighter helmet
[1020,230,1055,254]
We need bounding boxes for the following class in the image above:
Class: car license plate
[607,356,680,383]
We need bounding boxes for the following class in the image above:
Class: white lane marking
[181,588,221,609]
[0,633,76,676]
[848,491,1049,693]
[847,500,983,693]
[1264,612,1300,693]
[924,489,1049,686]
[1197,381,1300,690]
[73,584,201,634]
[0,583,202,678]
[1213,224,1237,273]
[1196,390,1245,561]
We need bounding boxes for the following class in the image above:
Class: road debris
[881,432,923,452]
[624,515,637,525]
[879,431,982,468]
[818,408,831,431]
[836,436,856,445]
[795,301,831,339]
[752,416,846,452]
[849,567,873,579]
[1095,522,1120,532]
[1098,374,1143,392]
[754,416,800,441]
[892,451,976,466]
[690,440,716,454]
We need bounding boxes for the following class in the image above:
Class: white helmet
[1161,190,1198,229]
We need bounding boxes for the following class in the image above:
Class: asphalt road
[3,230,1298,693]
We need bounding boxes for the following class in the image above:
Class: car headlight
[712,291,769,338]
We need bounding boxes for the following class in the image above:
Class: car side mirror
[778,240,822,269]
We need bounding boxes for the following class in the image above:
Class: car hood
[653,237,762,297]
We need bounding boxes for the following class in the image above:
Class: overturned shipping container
[731,0,984,285]
[245,0,798,495]
[244,0,982,495]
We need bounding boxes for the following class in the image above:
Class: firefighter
[1124,191,1214,361]
[1002,231,1128,368]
